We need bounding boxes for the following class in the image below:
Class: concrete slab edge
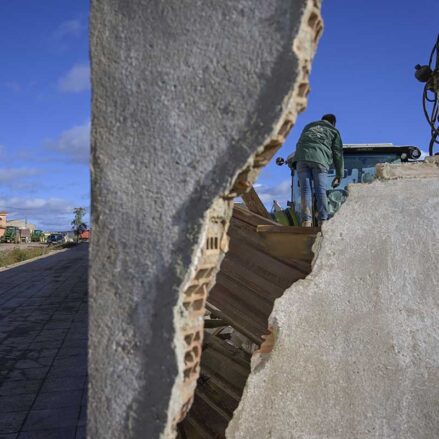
[163,1,324,437]
[227,176,439,438]
[376,158,439,180]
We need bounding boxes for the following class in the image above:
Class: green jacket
[293,120,344,178]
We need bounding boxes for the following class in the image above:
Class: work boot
[301,220,312,227]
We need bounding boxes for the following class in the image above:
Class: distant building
[6,219,36,233]
[0,212,7,238]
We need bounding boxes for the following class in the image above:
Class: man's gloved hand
[331,177,341,188]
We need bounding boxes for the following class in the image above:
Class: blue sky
[256,0,439,206]
[0,1,89,230]
[0,1,437,228]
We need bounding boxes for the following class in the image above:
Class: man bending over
[292,114,344,227]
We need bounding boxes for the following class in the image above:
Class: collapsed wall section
[89,1,322,438]
[227,165,439,438]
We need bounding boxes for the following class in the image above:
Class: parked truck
[31,230,45,243]
[1,227,35,244]
[1,226,20,244]
[20,229,31,244]
[79,229,91,241]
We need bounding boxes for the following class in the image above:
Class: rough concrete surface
[89,1,322,438]
[376,157,439,180]
[227,176,439,439]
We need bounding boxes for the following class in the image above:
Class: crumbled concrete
[227,176,439,439]
[376,157,439,180]
[425,155,439,165]
[89,1,322,438]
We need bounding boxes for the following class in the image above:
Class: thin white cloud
[0,167,40,183]
[256,179,291,208]
[1,197,71,211]
[58,63,90,93]
[45,122,90,164]
[0,197,86,231]
[53,19,84,40]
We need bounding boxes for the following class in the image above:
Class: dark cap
[321,114,336,126]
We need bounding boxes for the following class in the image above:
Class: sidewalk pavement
[0,244,88,439]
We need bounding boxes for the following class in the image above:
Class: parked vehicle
[58,231,74,243]
[275,144,422,226]
[31,230,45,243]
[79,230,91,241]
[20,229,31,244]
[1,226,20,243]
[46,233,65,246]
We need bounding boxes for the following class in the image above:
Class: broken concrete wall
[89,1,322,438]
[227,166,439,439]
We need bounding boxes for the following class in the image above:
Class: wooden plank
[215,271,274,316]
[219,257,285,302]
[196,392,232,423]
[194,380,239,419]
[206,303,262,345]
[203,346,250,379]
[228,212,313,272]
[179,333,252,438]
[180,416,213,439]
[201,361,244,402]
[227,226,312,274]
[255,227,319,263]
[232,204,278,228]
[227,238,308,289]
[208,284,268,335]
[241,186,271,219]
[202,333,251,389]
[184,397,228,439]
[205,332,251,367]
[257,225,320,234]
[208,284,267,343]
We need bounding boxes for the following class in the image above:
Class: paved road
[0,244,88,438]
